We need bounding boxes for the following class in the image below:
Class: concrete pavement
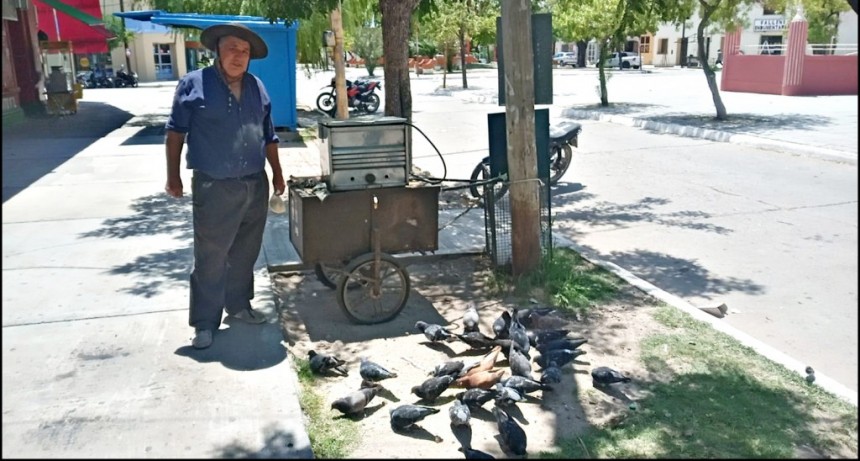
[2,65,856,456]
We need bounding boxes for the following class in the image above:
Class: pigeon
[493,382,524,407]
[507,343,534,380]
[454,331,497,350]
[463,303,480,333]
[540,362,563,385]
[411,375,455,402]
[458,446,496,459]
[415,320,455,342]
[359,357,398,382]
[330,385,381,415]
[493,405,527,455]
[448,398,471,426]
[431,360,466,378]
[535,337,588,354]
[308,350,348,376]
[501,375,552,394]
[492,311,512,339]
[456,387,498,409]
[591,366,632,386]
[464,345,502,377]
[508,308,530,355]
[805,366,816,384]
[515,307,558,328]
[535,348,586,369]
[389,404,440,431]
[526,328,571,347]
[453,369,506,389]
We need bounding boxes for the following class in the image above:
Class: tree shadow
[2,101,133,203]
[211,422,312,458]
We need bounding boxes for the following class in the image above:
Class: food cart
[40,40,79,115]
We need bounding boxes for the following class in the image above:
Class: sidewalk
[1,68,856,456]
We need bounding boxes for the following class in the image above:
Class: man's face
[218,35,251,79]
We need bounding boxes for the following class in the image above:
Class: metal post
[119,0,132,72]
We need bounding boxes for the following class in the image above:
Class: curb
[553,235,859,408]
[561,108,858,165]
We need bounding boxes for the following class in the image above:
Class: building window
[639,35,651,54]
[657,38,668,54]
[762,6,777,14]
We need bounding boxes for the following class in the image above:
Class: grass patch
[539,304,858,458]
[487,247,621,316]
[292,357,360,458]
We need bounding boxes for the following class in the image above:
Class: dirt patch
[272,254,669,458]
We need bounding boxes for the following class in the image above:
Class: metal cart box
[288,185,439,264]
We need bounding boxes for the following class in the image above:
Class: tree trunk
[380,0,420,121]
[697,2,727,119]
[459,25,468,89]
[443,43,448,88]
[576,40,588,68]
[500,0,541,276]
[330,7,348,120]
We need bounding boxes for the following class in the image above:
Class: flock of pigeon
[307,304,632,458]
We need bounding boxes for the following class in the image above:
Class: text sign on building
[754,16,786,32]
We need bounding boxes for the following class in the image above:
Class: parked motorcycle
[114,66,139,88]
[469,120,582,199]
[76,69,114,88]
[315,77,382,115]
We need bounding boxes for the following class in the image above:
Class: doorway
[153,43,174,80]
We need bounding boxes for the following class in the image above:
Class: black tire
[316,92,335,112]
[548,143,573,184]
[364,93,380,113]
[469,160,492,199]
[622,61,631,69]
[336,253,410,324]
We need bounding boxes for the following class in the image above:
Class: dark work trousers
[189,170,269,331]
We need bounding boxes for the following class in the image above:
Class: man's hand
[272,172,286,196]
[165,176,183,198]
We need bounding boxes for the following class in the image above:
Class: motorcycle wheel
[316,92,335,112]
[364,93,380,113]
[468,159,508,200]
[548,143,573,184]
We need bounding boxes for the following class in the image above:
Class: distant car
[553,51,577,67]
[601,51,641,69]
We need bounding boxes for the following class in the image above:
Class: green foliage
[104,15,135,51]
[353,26,383,76]
[763,0,851,46]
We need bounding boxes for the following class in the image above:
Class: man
[164,23,285,349]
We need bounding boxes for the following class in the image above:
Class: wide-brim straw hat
[201,23,268,59]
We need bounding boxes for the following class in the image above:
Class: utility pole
[500,0,541,276]
[119,0,132,71]
[330,3,348,120]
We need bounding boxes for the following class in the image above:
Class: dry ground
[272,254,669,458]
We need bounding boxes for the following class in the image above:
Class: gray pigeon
[540,362,563,385]
[535,338,588,354]
[492,311,511,339]
[526,328,571,347]
[463,303,480,333]
[493,382,524,407]
[501,375,552,395]
[448,398,471,426]
[411,375,455,402]
[431,360,466,378]
[456,387,498,409]
[507,343,534,380]
[591,366,632,386]
[536,348,586,369]
[308,350,348,376]
[330,385,381,415]
[458,446,496,459]
[415,320,454,342]
[389,404,440,430]
[493,405,527,455]
[454,331,497,350]
[508,308,530,355]
[359,357,398,382]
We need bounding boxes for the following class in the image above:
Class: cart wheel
[314,262,361,290]
[336,253,410,324]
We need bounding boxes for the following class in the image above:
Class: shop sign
[754,16,786,32]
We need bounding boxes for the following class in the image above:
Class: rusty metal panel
[288,185,439,265]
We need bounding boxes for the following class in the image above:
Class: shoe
[192,329,213,349]
[230,308,267,325]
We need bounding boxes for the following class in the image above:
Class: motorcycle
[315,77,382,115]
[114,66,139,88]
[77,69,114,88]
[469,120,582,199]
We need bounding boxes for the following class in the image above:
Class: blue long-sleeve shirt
[166,66,279,179]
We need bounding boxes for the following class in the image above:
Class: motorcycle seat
[549,121,582,146]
